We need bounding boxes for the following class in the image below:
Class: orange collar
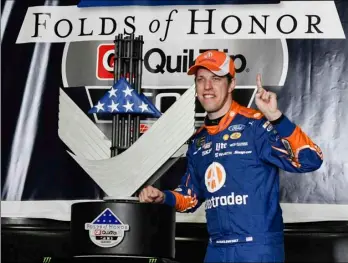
[197,101,241,135]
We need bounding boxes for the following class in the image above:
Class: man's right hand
[138,185,165,203]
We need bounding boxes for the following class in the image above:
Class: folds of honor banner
[1,0,348,224]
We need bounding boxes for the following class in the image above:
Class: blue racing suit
[163,101,323,263]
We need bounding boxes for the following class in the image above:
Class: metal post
[132,38,139,143]
[111,34,122,157]
[135,35,144,141]
[127,34,134,147]
[111,34,144,157]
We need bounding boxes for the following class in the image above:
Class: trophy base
[71,199,176,259]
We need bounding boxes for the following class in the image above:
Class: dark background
[2,0,348,262]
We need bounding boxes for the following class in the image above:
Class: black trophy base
[71,198,176,261]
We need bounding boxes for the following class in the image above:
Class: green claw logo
[43,257,51,263]
[149,258,157,263]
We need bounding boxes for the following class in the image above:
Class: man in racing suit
[139,50,323,262]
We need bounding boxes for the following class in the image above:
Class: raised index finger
[256,73,263,93]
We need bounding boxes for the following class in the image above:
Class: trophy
[70,34,179,263]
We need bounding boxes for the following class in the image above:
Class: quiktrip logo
[97,44,115,80]
[62,39,288,88]
[85,208,130,248]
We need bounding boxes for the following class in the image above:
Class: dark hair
[225,74,233,85]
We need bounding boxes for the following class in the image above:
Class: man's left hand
[255,74,282,121]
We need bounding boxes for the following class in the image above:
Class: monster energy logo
[149,258,157,263]
[43,257,51,263]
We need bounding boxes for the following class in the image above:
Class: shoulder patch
[238,106,264,120]
[194,125,205,136]
[188,125,205,145]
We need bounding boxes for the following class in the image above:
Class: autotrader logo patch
[205,162,226,193]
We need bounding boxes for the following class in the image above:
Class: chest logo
[205,162,226,193]
[228,124,245,132]
[230,132,241,139]
[223,134,229,141]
